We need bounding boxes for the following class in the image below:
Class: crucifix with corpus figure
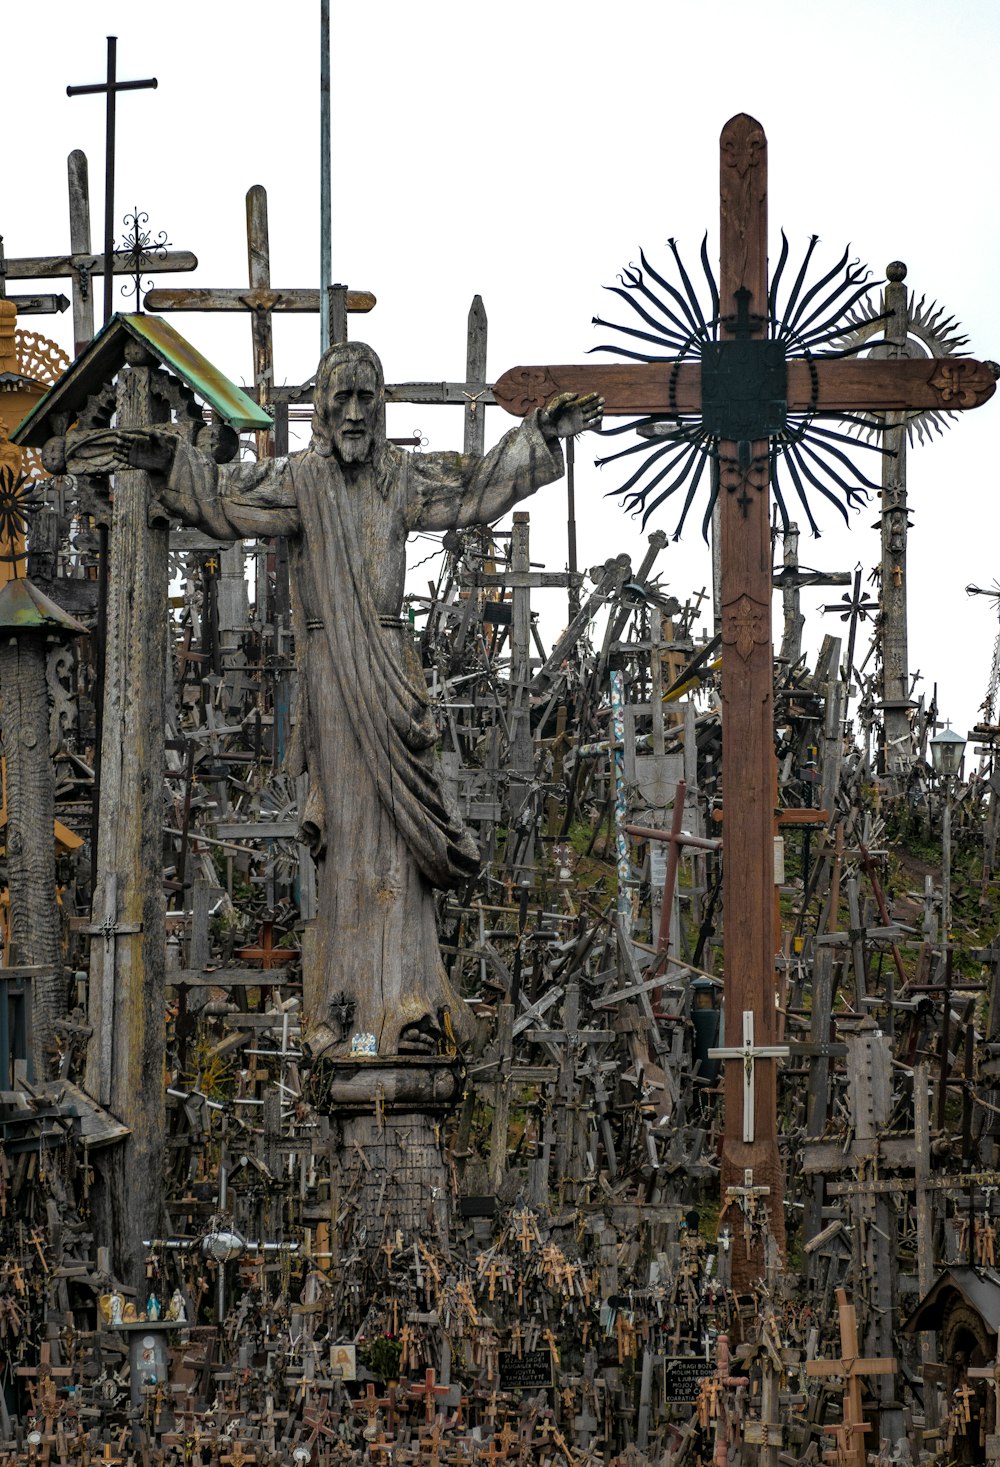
[493,112,996,1288]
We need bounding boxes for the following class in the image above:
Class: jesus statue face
[323,359,381,465]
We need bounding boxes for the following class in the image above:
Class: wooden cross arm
[805,1357,897,1377]
[144,286,376,314]
[493,357,998,418]
[623,822,721,851]
[4,251,198,280]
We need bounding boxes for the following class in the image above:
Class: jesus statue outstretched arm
[405,391,602,533]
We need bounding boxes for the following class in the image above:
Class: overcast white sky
[4,0,1000,742]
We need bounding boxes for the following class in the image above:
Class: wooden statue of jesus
[153,341,601,1056]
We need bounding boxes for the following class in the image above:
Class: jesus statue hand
[537,391,604,441]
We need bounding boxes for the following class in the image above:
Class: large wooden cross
[805,1287,897,1467]
[492,114,996,1285]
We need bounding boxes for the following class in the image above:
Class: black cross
[67,37,157,327]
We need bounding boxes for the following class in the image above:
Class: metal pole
[942,776,952,941]
[103,36,117,326]
[319,0,331,353]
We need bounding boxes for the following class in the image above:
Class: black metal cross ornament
[67,37,158,327]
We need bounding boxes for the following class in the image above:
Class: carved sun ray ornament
[0,466,42,574]
[590,233,894,539]
[835,266,971,446]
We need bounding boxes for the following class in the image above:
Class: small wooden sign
[498,1350,552,1391]
[661,1357,712,1405]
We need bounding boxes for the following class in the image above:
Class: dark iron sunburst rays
[592,234,892,538]
[0,466,41,574]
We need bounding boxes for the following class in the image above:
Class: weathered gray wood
[246,186,274,429]
[156,341,587,1056]
[464,295,488,458]
[845,1024,903,1445]
[508,512,535,827]
[144,285,376,314]
[67,150,94,357]
[0,636,61,1077]
[84,343,170,1288]
[913,1061,940,1429]
[878,264,913,776]
[779,523,804,666]
[488,1003,514,1192]
[4,249,197,279]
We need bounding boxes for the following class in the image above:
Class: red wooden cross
[408,1368,451,1425]
[493,113,995,1287]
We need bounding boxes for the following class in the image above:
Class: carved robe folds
[160,417,562,1054]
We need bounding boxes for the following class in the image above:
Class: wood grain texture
[0,637,61,1077]
[492,356,997,418]
[84,354,168,1288]
[717,113,785,1281]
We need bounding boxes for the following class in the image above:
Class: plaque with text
[662,1357,711,1405]
[498,1350,552,1391]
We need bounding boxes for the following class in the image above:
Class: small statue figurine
[109,1288,124,1327]
[166,1288,187,1323]
[146,1293,161,1321]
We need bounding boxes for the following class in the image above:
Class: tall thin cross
[67,36,158,326]
[492,113,996,1286]
[805,1287,897,1467]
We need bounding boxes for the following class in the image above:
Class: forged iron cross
[493,113,996,1285]
[67,37,158,326]
[116,209,171,310]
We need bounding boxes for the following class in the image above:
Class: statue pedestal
[319,1056,462,1238]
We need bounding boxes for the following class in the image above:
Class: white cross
[708,1010,789,1143]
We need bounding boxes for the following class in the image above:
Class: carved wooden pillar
[84,339,170,1286]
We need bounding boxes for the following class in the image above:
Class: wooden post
[464,295,487,458]
[913,1061,940,1430]
[246,185,274,460]
[716,114,785,1283]
[879,263,914,777]
[779,522,805,666]
[67,151,94,358]
[508,512,534,831]
[0,632,59,1075]
[83,338,170,1287]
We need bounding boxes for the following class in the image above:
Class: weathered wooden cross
[2,151,197,358]
[492,113,996,1284]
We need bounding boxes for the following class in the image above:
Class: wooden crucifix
[805,1287,897,1467]
[708,1011,789,1143]
[145,182,375,449]
[492,112,996,1286]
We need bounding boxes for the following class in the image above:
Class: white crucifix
[708,1010,790,1143]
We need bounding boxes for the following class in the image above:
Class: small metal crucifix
[708,1010,789,1143]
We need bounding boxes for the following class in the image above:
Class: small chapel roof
[903,1265,1000,1335]
[0,575,88,637]
[12,313,272,446]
